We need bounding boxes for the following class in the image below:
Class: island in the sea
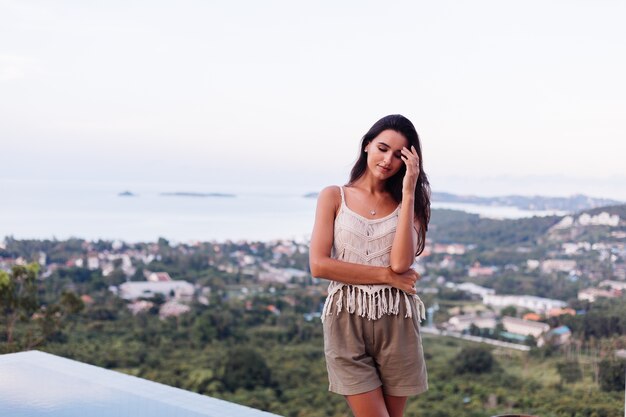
[160,192,236,198]
[118,191,137,197]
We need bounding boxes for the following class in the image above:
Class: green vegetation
[2,203,625,416]
[0,263,622,417]
[452,345,495,374]
[429,209,561,248]
[0,263,83,353]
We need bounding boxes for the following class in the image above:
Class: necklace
[369,193,383,216]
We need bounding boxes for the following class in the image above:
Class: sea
[1,179,570,243]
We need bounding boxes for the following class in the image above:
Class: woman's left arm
[389,145,420,273]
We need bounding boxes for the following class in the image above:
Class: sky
[1,0,625,199]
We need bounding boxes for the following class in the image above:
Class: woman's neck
[351,174,387,195]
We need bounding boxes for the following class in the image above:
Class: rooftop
[0,350,281,417]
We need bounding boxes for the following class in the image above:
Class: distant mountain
[431,192,621,212]
[160,192,235,198]
[430,202,625,248]
[118,191,137,197]
[429,207,561,247]
[305,190,621,213]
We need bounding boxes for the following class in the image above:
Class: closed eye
[377,146,402,159]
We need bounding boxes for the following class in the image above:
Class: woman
[309,114,430,417]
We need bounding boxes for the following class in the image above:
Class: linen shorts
[322,288,429,397]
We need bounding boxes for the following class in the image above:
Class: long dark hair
[348,114,431,256]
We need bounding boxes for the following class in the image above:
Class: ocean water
[1,179,565,243]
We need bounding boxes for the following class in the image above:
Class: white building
[118,281,194,301]
[455,282,495,297]
[541,259,577,274]
[159,301,191,319]
[87,255,100,270]
[432,243,466,255]
[578,212,620,227]
[502,316,550,338]
[482,294,567,314]
[599,280,626,291]
[526,259,540,270]
[258,267,308,284]
[446,312,497,332]
[578,287,618,302]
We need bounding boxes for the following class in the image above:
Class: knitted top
[320,186,425,322]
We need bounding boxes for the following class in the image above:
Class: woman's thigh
[344,388,408,417]
[345,387,390,417]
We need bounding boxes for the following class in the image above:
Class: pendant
[370,210,376,215]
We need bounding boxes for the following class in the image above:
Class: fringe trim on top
[321,285,426,323]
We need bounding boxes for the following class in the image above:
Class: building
[445,312,497,332]
[482,294,567,314]
[541,259,577,274]
[432,243,466,255]
[159,301,191,319]
[540,325,572,346]
[258,267,308,284]
[147,272,173,282]
[599,280,626,291]
[578,287,619,302]
[578,212,620,227]
[502,316,550,338]
[468,263,496,277]
[455,282,495,297]
[547,307,576,318]
[118,280,194,301]
[523,313,542,321]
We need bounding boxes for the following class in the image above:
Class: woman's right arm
[309,186,418,294]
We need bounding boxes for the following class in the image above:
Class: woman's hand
[401,145,420,195]
[385,266,420,295]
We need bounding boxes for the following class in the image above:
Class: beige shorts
[322,288,429,397]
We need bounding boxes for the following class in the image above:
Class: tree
[221,346,272,391]
[0,264,39,347]
[598,358,626,392]
[0,263,84,353]
[556,360,582,384]
[500,305,517,317]
[452,345,494,374]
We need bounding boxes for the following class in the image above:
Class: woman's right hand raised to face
[385,267,420,295]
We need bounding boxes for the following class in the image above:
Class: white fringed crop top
[320,186,425,323]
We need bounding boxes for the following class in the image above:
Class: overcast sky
[1,1,625,199]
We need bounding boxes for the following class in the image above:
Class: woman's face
[364,129,409,180]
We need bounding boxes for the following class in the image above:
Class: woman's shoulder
[318,185,342,201]
[316,185,343,214]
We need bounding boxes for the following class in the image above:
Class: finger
[410,146,420,164]
[401,148,417,165]
[403,148,418,164]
